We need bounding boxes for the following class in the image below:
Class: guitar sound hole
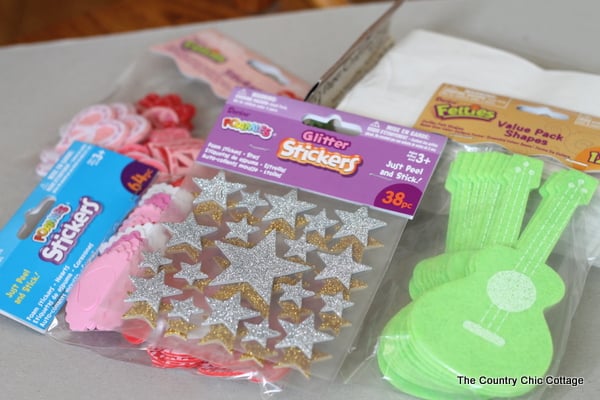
[486,271,536,312]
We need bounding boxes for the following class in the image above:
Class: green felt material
[445,152,508,252]
[380,161,598,399]
[481,155,543,247]
[409,153,543,299]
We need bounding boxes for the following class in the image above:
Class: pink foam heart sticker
[59,119,130,151]
[142,106,180,128]
[121,114,151,145]
[111,102,136,119]
[147,127,192,143]
[71,104,115,126]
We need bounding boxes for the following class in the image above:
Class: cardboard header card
[415,84,600,172]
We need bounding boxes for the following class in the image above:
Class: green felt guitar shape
[409,153,543,299]
[379,168,598,399]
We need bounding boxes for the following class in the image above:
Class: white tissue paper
[337,30,600,126]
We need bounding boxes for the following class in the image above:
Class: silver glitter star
[262,190,317,227]
[315,248,372,289]
[236,190,268,213]
[168,297,205,322]
[275,314,334,359]
[332,207,386,245]
[202,292,260,335]
[162,212,217,250]
[225,218,260,242]
[174,261,208,285]
[284,233,317,261]
[192,171,246,208]
[279,281,315,308]
[126,271,182,313]
[139,250,171,273]
[304,209,338,236]
[242,319,280,347]
[321,293,354,317]
[210,232,311,304]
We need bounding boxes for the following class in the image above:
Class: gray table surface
[1,1,599,399]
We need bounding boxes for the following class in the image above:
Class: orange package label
[415,84,600,172]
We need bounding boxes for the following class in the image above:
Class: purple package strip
[197,88,446,219]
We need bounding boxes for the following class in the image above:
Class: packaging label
[197,88,447,218]
[0,142,156,331]
[152,29,311,100]
[415,84,600,172]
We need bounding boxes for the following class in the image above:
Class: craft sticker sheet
[0,142,157,331]
[119,169,403,381]
[115,89,447,381]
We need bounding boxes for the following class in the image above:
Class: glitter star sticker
[202,292,260,335]
[284,233,317,261]
[235,190,268,213]
[275,314,334,359]
[332,207,386,245]
[262,190,317,227]
[315,248,372,289]
[242,319,280,347]
[304,209,338,236]
[320,293,354,317]
[168,297,205,322]
[279,280,315,308]
[162,212,217,250]
[225,218,260,242]
[139,250,171,273]
[174,261,208,285]
[126,271,182,313]
[192,171,246,208]
[210,232,311,304]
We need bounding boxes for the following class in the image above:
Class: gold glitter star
[191,277,212,293]
[198,325,237,352]
[274,348,331,378]
[277,302,313,323]
[329,236,366,261]
[164,318,198,339]
[318,313,351,335]
[165,243,201,261]
[239,341,279,367]
[212,284,270,316]
[122,302,158,327]
[305,231,332,252]
[193,201,224,222]
[264,219,296,239]
[350,279,368,290]
[276,347,311,377]
[273,275,302,290]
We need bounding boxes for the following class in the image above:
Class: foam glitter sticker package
[0,142,157,332]
[102,88,447,391]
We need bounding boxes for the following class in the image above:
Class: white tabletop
[1,1,599,399]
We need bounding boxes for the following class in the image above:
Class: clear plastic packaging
[335,141,600,400]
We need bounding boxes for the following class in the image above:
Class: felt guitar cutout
[410,153,543,299]
[378,304,482,400]
[379,168,598,399]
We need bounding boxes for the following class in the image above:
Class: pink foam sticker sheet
[37,94,205,185]
[64,183,192,332]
